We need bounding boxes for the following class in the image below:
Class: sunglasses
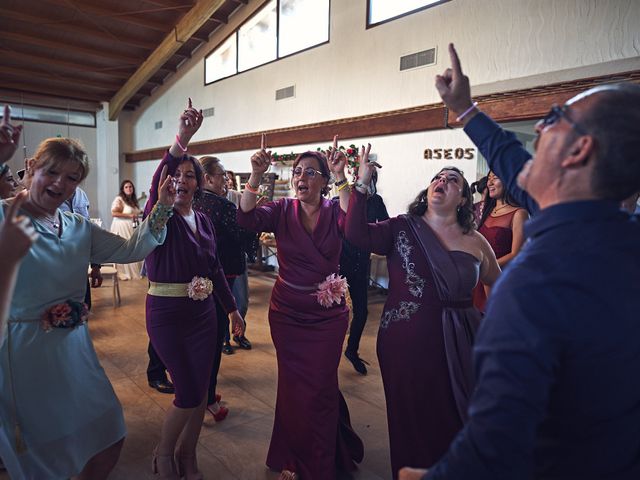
[292,166,325,178]
[540,105,587,135]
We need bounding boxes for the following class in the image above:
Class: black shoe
[222,341,234,355]
[344,350,369,375]
[233,335,252,350]
[148,379,175,394]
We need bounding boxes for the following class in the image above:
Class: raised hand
[229,310,245,337]
[434,43,474,115]
[250,133,272,176]
[177,98,203,145]
[327,135,347,178]
[0,105,23,165]
[398,467,428,480]
[0,190,38,263]
[157,165,175,206]
[356,143,375,186]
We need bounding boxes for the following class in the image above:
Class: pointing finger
[449,43,463,79]
[6,190,27,221]
[3,105,11,125]
[261,133,266,151]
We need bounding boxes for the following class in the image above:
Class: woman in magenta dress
[472,170,528,311]
[144,100,244,479]
[345,161,500,479]
[237,136,363,480]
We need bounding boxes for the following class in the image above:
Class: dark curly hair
[407,166,475,234]
[291,151,331,197]
[119,179,139,209]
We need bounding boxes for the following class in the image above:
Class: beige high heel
[175,451,204,480]
[151,446,180,479]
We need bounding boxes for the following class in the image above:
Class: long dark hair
[292,151,331,197]
[478,171,521,228]
[407,166,475,234]
[119,179,139,209]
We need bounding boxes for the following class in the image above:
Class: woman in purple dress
[237,136,363,480]
[345,161,500,479]
[144,100,244,480]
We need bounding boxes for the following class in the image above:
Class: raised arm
[344,156,394,255]
[0,105,23,165]
[435,43,538,214]
[240,133,271,214]
[145,98,203,216]
[327,135,349,213]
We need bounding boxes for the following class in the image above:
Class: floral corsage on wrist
[313,274,348,308]
[41,300,89,332]
[187,276,213,301]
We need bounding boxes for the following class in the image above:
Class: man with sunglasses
[399,44,640,480]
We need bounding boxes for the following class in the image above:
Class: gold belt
[148,281,190,297]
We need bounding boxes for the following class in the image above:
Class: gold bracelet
[336,182,350,192]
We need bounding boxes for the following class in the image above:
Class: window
[238,0,277,72]
[367,0,450,27]
[205,33,237,83]
[279,0,330,58]
[1,103,95,127]
[204,0,330,84]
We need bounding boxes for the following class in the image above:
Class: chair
[89,263,121,307]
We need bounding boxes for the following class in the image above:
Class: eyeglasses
[540,105,587,135]
[292,166,325,178]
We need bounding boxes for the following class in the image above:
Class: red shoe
[215,393,221,403]
[206,404,229,422]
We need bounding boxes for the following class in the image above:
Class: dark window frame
[204,0,331,86]
[366,0,451,29]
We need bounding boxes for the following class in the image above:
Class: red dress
[473,208,524,311]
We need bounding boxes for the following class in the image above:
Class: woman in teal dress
[0,136,172,480]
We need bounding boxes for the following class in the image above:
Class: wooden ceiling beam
[0,89,100,111]
[142,0,195,7]
[0,49,135,80]
[109,0,227,120]
[40,0,173,32]
[2,66,121,91]
[0,81,106,103]
[0,31,142,64]
[0,8,158,50]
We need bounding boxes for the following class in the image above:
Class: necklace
[38,213,60,232]
[492,203,511,215]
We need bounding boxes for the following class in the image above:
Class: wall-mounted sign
[424,148,475,160]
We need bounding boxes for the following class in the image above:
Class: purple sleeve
[237,198,283,233]
[143,150,181,217]
[344,189,394,256]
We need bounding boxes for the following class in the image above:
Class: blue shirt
[426,116,640,480]
[58,186,90,219]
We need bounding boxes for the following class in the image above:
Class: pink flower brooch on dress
[187,276,213,301]
[41,300,89,332]
[313,273,349,308]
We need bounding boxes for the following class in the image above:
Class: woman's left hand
[327,135,347,179]
[398,467,428,480]
[157,165,175,206]
[0,105,23,165]
[229,310,245,337]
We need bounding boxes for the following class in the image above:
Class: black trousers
[207,277,235,405]
[344,269,369,354]
[147,342,169,383]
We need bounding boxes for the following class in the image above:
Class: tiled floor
[6,272,391,479]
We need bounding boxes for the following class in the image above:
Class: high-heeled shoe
[175,452,204,480]
[151,446,179,479]
[206,403,229,422]
[279,470,299,480]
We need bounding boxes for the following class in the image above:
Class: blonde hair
[31,137,89,181]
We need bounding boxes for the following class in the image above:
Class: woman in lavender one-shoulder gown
[345,160,500,479]
[237,136,363,480]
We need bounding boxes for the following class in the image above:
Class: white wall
[121,0,640,215]
[5,120,99,215]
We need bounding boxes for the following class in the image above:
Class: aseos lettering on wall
[423,148,475,160]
